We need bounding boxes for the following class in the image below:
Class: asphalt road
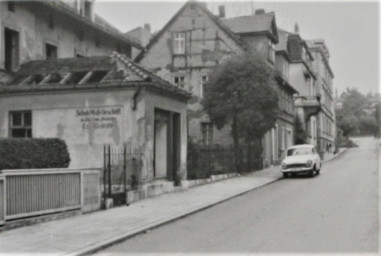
[97,137,379,254]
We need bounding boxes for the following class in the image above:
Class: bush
[0,138,70,170]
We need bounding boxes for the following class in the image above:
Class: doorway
[154,109,180,183]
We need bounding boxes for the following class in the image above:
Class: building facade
[0,0,142,81]
[137,1,297,168]
[307,39,335,153]
[277,28,321,148]
[0,53,190,192]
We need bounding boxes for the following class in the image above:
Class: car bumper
[281,167,313,174]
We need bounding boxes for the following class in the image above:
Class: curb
[323,147,348,163]
[69,149,349,255]
[67,177,281,256]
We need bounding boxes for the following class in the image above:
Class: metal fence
[0,168,101,223]
[103,145,143,205]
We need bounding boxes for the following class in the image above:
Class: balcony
[295,96,322,118]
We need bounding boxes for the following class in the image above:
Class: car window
[287,147,313,156]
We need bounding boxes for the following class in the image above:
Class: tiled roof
[221,14,274,35]
[275,28,291,53]
[0,53,190,98]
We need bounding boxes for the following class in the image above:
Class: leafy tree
[337,115,359,138]
[340,88,367,118]
[202,51,279,171]
[359,115,378,135]
[294,115,307,144]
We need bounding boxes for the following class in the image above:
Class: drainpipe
[132,85,141,111]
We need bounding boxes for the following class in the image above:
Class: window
[268,40,275,63]
[201,122,213,145]
[174,75,185,88]
[10,111,32,138]
[46,43,57,60]
[7,1,15,12]
[4,27,19,71]
[173,32,185,55]
[200,76,208,98]
[84,0,92,19]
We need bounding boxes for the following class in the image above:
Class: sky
[95,0,380,95]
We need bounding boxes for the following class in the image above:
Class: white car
[281,144,322,178]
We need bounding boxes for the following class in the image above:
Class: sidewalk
[0,148,348,256]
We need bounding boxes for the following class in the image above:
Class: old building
[221,10,297,166]
[0,52,190,200]
[307,39,335,153]
[137,1,298,168]
[0,0,143,83]
[136,1,244,147]
[277,27,320,147]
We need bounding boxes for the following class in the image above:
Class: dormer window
[268,40,275,63]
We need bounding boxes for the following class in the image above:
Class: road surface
[97,137,379,254]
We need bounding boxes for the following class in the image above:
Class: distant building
[125,23,152,56]
[307,39,335,153]
[277,28,320,147]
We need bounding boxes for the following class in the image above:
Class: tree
[294,115,307,144]
[202,51,279,171]
[337,115,359,138]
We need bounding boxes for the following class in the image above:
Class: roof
[37,1,143,50]
[275,28,289,53]
[0,53,190,99]
[135,0,243,62]
[221,13,278,43]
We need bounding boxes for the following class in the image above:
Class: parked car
[281,144,321,178]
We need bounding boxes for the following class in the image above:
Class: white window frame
[200,75,208,98]
[174,75,186,88]
[173,32,186,55]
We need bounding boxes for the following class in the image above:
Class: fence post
[123,144,127,202]
[103,145,107,200]
[108,145,111,197]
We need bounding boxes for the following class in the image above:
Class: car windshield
[287,147,312,156]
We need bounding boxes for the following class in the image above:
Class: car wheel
[283,173,288,178]
[316,169,320,175]
[309,168,314,177]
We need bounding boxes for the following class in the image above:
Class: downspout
[132,84,141,111]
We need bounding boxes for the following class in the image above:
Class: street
[97,137,379,254]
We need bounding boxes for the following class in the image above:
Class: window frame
[201,122,213,145]
[173,75,186,88]
[268,39,275,63]
[45,43,58,60]
[200,75,208,98]
[173,32,186,55]
[9,110,32,138]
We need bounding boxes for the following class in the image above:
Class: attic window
[67,71,88,84]
[87,70,108,83]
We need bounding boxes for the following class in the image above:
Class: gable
[136,1,244,70]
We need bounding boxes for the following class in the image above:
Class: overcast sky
[95,0,380,95]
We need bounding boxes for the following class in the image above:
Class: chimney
[144,23,151,32]
[255,9,265,15]
[294,22,300,34]
[218,5,225,18]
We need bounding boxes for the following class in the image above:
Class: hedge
[0,138,70,170]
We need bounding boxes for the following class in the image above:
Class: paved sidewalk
[0,148,348,256]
